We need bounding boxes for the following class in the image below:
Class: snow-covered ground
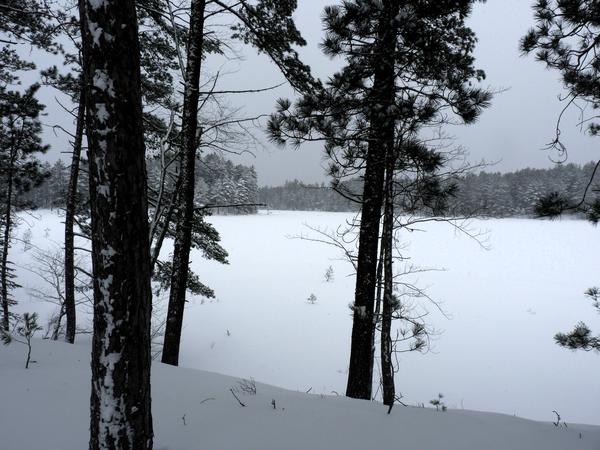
[9,209,600,433]
[1,338,599,450]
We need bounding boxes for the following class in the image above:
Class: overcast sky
[204,0,599,186]
[37,0,599,186]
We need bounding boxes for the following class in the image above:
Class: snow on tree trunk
[64,87,85,344]
[79,0,153,448]
[161,0,207,367]
[346,0,399,401]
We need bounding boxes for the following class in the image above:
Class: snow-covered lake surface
[11,209,600,427]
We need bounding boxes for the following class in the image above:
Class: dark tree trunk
[79,0,153,448]
[51,303,66,341]
[161,0,207,367]
[381,148,395,410]
[1,153,14,331]
[25,338,32,369]
[346,0,399,400]
[64,87,85,344]
[149,144,179,274]
[370,234,385,389]
[150,188,178,274]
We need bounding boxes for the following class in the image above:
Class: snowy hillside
[1,338,598,450]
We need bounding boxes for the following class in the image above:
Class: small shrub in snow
[1,312,42,369]
[307,293,317,304]
[237,378,257,395]
[21,228,32,252]
[430,393,447,412]
[324,265,334,282]
[552,410,568,428]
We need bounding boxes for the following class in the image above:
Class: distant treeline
[258,179,360,212]
[449,163,599,217]
[22,161,600,218]
[21,153,259,215]
[259,162,600,217]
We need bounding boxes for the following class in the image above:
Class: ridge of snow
[1,338,599,450]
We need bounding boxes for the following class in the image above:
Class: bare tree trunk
[148,112,179,275]
[1,152,15,331]
[346,0,399,400]
[369,235,385,397]
[25,339,32,369]
[150,193,177,274]
[51,303,66,341]
[161,0,207,367]
[381,147,395,410]
[64,87,85,344]
[79,0,153,448]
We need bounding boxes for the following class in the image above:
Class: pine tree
[39,0,186,344]
[270,0,490,400]
[0,0,58,332]
[64,89,85,344]
[0,84,49,330]
[161,0,209,366]
[41,25,88,343]
[522,0,600,219]
[522,1,600,354]
[1,312,43,369]
[78,0,154,447]
[162,0,315,366]
[0,0,59,86]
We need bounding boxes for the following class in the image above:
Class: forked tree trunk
[64,87,85,344]
[79,0,153,448]
[346,0,399,400]
[161,0,207,366]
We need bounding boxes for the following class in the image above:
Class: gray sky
[205,0,599,186]
[36,0,599,186]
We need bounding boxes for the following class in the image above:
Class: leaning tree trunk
[64,87,85,344]
[161,0,207,367]
[79,0,154,448]
[346,0,399,400]
[1,153,14,331]
[381,147,396,411]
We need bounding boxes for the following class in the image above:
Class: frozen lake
[12,210,600,425]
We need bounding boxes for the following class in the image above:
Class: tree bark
[79,0,153,448]
[1,151,14,331]
[161,0,207,367]
[346,0,399,400]
[381,146,396,410]
[370,233,385,393]
[64,87,85,344]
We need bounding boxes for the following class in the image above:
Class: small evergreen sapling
[307,293,317,304]
[1,312,42,368]
[430,393,447,412]
[324,265,334,282]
